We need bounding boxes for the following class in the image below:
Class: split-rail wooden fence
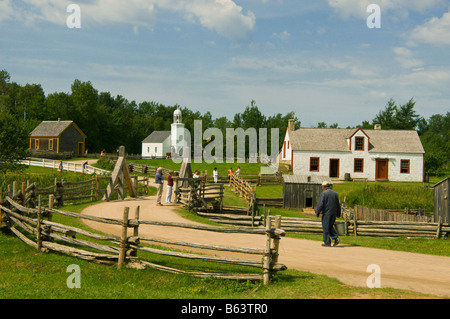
[0,176,150,208]
[0,196,287,284]
[262,206,449,239]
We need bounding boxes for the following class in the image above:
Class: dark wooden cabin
[29,120,87,156]
[282,175,332,210]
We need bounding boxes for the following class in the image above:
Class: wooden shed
[283,175,332,210]
[433,177,449,223]
[30,120,86,156]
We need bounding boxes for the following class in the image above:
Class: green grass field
[0,223,436,299]
[130,158,267,175]
[0,162,447,299]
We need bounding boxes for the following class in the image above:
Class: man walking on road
[316,181,341,247]
[155,168,164,206]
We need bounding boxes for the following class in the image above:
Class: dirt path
[81,188,450,298]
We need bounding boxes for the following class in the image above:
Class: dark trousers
[321,213,339,246]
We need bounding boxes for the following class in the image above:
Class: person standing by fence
[228,167,234,182]
[316,181,341,247]
[213,167,218,183]
[165,170,174,204]
[155,168,164,206]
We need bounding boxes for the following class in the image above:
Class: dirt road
[82,192,450,298]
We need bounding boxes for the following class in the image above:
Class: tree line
[0,69,448,175]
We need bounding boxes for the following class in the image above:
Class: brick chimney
[288,119,295,131]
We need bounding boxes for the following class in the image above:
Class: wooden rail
[351,205,433,223]
[0,197,287,284]
[174,177,224,211]
[268,209,449,239]
[127,163,177,177]
[19,158,110,175]
[0,176,150,208]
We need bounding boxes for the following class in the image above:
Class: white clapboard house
[280,120,425,182]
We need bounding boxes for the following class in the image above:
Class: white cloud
[409,10,450,46]
[272,30,291,41]
[392,47,424,69]
[4,0,255,42]
[0,0,15,22]
[159,0,256,42]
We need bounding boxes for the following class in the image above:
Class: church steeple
[171,108,186,156]
[173,108,182,124]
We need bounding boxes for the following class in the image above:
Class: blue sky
[1,0,449,127]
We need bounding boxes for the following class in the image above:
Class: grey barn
[30,120,87,156]
[433,177,449,223]
[282,175,332,210]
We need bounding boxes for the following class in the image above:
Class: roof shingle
[142,131,171,143]
[289,128,424,154]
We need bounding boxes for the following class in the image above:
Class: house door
[329,159,339,178]
[376,159,389,180]
[78,142,84,156]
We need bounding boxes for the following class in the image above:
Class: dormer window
[355,137,364,151]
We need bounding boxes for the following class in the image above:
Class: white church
[141,109,188,159]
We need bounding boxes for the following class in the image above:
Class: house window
[355,137,364,151]
[155,147,158,153]
[400,160,410,174]
[354,158,364,172]
[49,139,54,150]
[35,139,40,150]
[310,157,320,172]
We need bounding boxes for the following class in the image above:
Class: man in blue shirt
[316,181,341,247]
[155,168,164,206]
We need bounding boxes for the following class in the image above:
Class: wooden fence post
[95,175,99,201]
[36,195,42,252]
[272,215,282,266]
[12,181,16,198]
[436,216,442,239]
[118,207,129,269]
[21,182,26,206]
[48,194,54,222]
[131,206,140,257]
[263,215,272,285]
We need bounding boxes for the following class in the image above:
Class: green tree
[373,98,422,130]
[0,69,11,95]
[70,80,101,151]
[420,112,450,175]
[0,109,29,173]
[16,83,46,121]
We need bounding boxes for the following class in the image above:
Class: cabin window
[355,137,364,151]
[310,157,319,172]
[354,158,364,172]
[35,139,39,150]
[400,160,410,174]
[49,139,54,150]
